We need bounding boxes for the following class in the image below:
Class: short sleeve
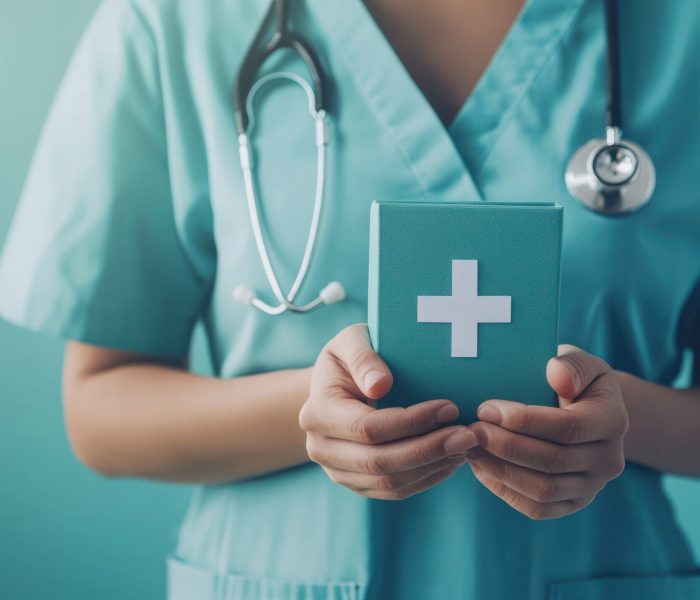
[677,276,700,384]
[0,0,212,357]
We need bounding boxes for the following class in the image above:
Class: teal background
[0,2,698,599]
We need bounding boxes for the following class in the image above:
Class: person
[1,0,699,598]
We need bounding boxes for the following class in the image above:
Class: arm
[63,341,311,484]
[617,370,700,477]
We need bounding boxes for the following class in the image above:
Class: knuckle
[532,476,558,503]
[500,409,520,432]
[409,442,435,466]
[616,410,630,437]
[375,474,402,492]
[360,450,385,475]
[384,489,407,501]
[306,435,318,463]
[595,356,612,373]
[606,453,626,479]
[566,357,588,386]
[510,409,533,436]
[496,481,521,507]
[305,437,321,464]
[332,325,359,350]
[490,457,509,480]
[574,496,596,513]
[528,503,552,521]
[543,448,568,474]
[563,415,588,442]
[325,469,342,485]
[351,416,378,444]
[349,348,379,377]
[500,439,520,463]
[298,403,313,432]
[400,408,422,434]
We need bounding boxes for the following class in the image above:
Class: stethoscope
[565,0,656,215]
[232,0,656,316]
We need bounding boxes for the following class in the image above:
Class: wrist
[293,366,314,403]
[613,369,646,464]
[615,369,674,469]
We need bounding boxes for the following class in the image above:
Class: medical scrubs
[1,0,699,598]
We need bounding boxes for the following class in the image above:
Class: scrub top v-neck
[1,0,700,599]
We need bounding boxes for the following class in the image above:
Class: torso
[160,1,700,596]
[364,0,525,125]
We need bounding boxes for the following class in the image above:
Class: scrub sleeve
[0,0,212,357]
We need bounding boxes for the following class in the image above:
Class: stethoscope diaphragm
[565,127,656,215]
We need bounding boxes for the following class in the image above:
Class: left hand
[467,345,629,520]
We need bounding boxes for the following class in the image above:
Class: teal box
[368,201,563,423]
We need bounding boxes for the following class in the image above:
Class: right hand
[299,324,477,500]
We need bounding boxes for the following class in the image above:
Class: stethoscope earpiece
[232,284,256,306]
[319,281,346,305]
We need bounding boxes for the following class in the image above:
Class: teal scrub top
[1,0,699,598]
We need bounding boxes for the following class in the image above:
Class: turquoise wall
[0,2,191,598]
[0,2,697,599]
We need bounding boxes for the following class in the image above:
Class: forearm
[617,370,700,477]
[64,357,312,484]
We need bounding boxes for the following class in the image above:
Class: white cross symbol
[417,260,512,358]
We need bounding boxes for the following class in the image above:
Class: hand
[299,324,477,500]
[467,345,629,520]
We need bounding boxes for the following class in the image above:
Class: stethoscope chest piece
[566,129,655,215]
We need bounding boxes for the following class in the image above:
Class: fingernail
[363,370,385,390]
[435,403,459,424]
[555,357,581,392]
[444,430,477,457]
[477,404,501,424]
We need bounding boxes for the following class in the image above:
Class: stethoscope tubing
[234,0,656,317]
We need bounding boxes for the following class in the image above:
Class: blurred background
[0,2,698,599]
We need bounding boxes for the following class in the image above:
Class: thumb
[327,324,393,400]
[546,344,610,406]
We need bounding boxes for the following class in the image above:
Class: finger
[307,425,477,473]
[470,462,594,520]
[302,396,461,444]
[325,455,467,495]
[564,371,629,442]
[469,421,602,474]
[547,344,610,404]
[476,399,621,444]
[325,324,393,400]
[466,447,601,503]
[355,462,464,501]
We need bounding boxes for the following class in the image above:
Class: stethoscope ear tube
[234,0,326,135]
[234,72,344,315]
